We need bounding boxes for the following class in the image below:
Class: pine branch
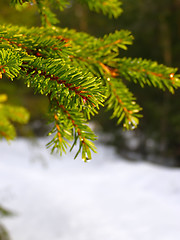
[35,0,59,26]
[0,0,180,160]
[10,0,32,6]
[0,49,23,79]
[0,205,14,217]
[0,25,70,59]
[0,94,29,140]
[118,58,180,93]
[21,57,104,112]
[89,30,133,54]
[21,57,104,160]
[105,78,142,129]
[50,0,70,11]
[77,0,123,18]
[47,101,97,161]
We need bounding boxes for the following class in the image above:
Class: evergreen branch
[10,0,32,6]
[0,25,70,58]
[105,78,142,129]
[89,30,133,54]
[99,62,119,77]
[48,100,97,161]
[55,29,133,59]
[0,119,16,140]
[0,26,132,62]
[77,0,123,18]
[0,205,14,217]
[35,0,59,26]
[0,206,14,218]
[118,58,180,93]
[0,94,29,140]
[50,0,70,11]
[0,49,23,79]
[0,17,179,160]
[21,58,104,115]
[47,112,73,155]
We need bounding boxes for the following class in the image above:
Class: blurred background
[0,0,180,165]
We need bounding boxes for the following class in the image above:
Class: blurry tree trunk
[173,0,180,39]
[158,5,172,155]
[74,3,88,31]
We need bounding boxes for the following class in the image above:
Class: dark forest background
[0,0,180,165]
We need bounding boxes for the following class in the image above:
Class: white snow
[0,138,180,240]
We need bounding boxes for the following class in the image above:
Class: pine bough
[0,0,179,161]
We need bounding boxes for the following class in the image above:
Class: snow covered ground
[0,138,180,240]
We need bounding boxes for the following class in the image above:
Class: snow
[0,138,180,240]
